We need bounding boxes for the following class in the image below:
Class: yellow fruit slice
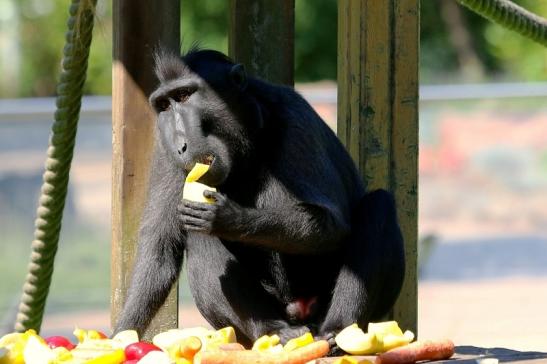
[183,163,216,203]
[85,349,125,364]
[335,324,379,355]
[367,321,414,352]
[71,347,118,361]
[183,182,216,203]
[23,335,56,364]
[73,328,107,343]
[138,350,171,364]
[168,336,202,362]
[252,334,280,352]
[153,327,211,351]
[0,332,22,349]
[283,332,314,352]
[215,327,237,344]
[381,333,413,352]
[186,163,210,182]
[111,330,139,347]
[2,330,42,364]
[52,347,74,362]
[367,321,404,337]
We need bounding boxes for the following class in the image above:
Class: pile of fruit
[0,321,454,364]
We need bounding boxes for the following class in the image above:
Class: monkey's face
[149,61,256,187]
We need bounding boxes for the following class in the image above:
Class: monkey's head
[149,48,263,187]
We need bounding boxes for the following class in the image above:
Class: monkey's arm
[114,229,184,334]
[178,191,349,254]
[114,149,185,334]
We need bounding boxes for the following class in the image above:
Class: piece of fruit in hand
[182,163,216,203]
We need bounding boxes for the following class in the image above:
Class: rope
[458,0,547,46]
[14,0,97,333]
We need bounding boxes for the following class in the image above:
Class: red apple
[124,342,162,361]
[44,335,76,350]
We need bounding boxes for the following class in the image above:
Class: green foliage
[2,0,546,98]
[2,0,112,97]
[294,0,337,82]
[421,0,546,83]
[482,1,547,81]
[180,0,228,53]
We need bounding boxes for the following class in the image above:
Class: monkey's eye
[156,98,171,112]
[174,89,192,103]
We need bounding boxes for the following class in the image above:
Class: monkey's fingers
[180,214,210,226]
[182,217,213,232]
[182,199,217,211]
[179,205,215,220]
[203,190,226,202]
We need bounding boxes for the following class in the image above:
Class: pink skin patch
[293,297,318,320]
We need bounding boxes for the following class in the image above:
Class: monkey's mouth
[184,154,215,174]
[200,154,215,166]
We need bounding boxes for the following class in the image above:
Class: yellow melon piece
[23,335,56,364]
[215,327,237,344]
[138,350,171,364]
[335,324,379,355]
[283,332,314,352]
[252,334,280,352]
[186,163,210,182]
[367,321,404,337]
[183,181,216,203]
[183,163,216,203]
[111,330,139,347]
[153,327,211,352]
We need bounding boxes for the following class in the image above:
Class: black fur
[115,48,405,347]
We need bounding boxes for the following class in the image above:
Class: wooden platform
[318,346,547,363]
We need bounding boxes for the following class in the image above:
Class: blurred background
[1,0,546,351]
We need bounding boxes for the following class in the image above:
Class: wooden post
[229,0,295,85]
[338,0,419,334]
[111,0,180,338]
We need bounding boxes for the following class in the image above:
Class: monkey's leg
[319,190,405,337]
[185,233,308,347]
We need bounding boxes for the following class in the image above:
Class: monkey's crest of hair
[153,46,235,83]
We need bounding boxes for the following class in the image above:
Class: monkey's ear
[229,63,248,91]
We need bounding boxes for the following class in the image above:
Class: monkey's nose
[178,143,187,155]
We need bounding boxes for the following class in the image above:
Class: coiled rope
[458,0,547,46]
[14,0,97,332]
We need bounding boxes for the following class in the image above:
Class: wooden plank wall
[111,0,180,339]
[338,0,419,334]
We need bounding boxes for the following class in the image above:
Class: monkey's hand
[178,191,243,236]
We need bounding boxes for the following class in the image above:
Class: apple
[124,342,162,361]
[45,336,76,350]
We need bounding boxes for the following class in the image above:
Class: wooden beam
[229,0,295,85]
[111,0,180,339]
[338,0,419,334]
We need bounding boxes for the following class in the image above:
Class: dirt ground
[40,276,547,352]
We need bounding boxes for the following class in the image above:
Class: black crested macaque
[114,48,405,348]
